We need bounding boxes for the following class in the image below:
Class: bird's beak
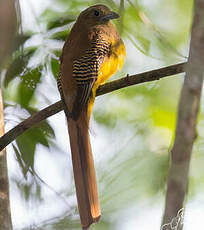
[101,11,120,21]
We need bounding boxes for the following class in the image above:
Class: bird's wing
[72,39,110,120]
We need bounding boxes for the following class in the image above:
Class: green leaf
[151,107,176,131]
[14,178,42,201]
[23,184,31,201]
[4,48,36,87]
[35,117,55,142]
[51,29,69,41]
[16,131,36,176]
[135,34,151,53]
[51,58,60,80]
[13,144,27,177]
[93,110,117,128]
[15,123,54,178]
[47,16,75,30]
[17,67,42,108]
[25,107,55,139]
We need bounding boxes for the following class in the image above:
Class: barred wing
[72,39,110,120]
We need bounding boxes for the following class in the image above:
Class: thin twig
[119,0,124,33]
[0,62,186,151]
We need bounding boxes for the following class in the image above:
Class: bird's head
[77,4,119,26]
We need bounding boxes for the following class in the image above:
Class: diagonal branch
[0,62,186,151]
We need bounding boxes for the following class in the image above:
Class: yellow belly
[88,40,126,119]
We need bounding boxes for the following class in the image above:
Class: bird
[57,4,126,230]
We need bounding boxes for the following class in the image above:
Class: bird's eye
[94,10,100,16]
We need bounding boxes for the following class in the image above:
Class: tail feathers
[67,109,100,229]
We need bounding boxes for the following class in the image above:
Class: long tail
[67,108,101,230]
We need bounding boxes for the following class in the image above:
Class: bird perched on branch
[57,4,126,229]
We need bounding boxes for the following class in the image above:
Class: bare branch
[97,62,185,96]
[162,1,204,229]
[0,62,186,151]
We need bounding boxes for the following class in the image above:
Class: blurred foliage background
[2,0,204,229]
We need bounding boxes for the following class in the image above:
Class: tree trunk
[0,0,17,229]
[162,0,204,229]
[0,89,12,230]
[0,0,17,68]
